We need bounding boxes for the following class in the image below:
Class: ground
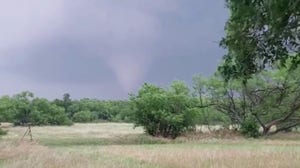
[0,123,300,168]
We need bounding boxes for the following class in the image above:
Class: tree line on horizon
[0,92,134,126]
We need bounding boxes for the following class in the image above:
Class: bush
[30,98,72,126]
[0,128,7,136]
[73,111,95,123]
[131,82,197,139]
[240,117,260,138]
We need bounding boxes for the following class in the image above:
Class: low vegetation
[0,128,7,136]
[1,123,300,168]
[130,81,198,138]
[0,92,133,127]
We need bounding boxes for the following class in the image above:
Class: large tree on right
[220,0,300,81]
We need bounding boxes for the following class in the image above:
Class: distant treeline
[0,92,134,126]
[0,91,228,127]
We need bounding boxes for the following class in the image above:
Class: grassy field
[1,123,300,168]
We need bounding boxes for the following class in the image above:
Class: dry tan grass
[4,123,144,140]
[1,123,300,168]
[0,123,13,128]
[0,141,91,168]
[2,140,300,168]
[104,144,300,168]
[0,141,44,160]
[0,140,160,168]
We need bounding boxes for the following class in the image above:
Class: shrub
[30,98,72,126]
[73,111,95,123]
[131,82,197,139]
[240,117,260,138]
[0,128,7,136]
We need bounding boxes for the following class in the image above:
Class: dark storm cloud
[0,0,228,99]
[145,0,227,85]
[18,40,116,84]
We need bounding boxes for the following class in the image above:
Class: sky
[0,0,228,100]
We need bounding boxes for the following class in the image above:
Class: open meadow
[1,123,300,168]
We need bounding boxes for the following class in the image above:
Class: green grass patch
[38,134,171,147]
[0,159,6,166]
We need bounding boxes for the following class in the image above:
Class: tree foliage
[131,81,198,138]
[30,98,72,126]
[220,0,300,80]
[72,111,96,123]
[240,116,259,138]
[192,75,231,126]
[7,92,72,126]
[0,92,133,126]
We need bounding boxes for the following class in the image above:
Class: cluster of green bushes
[130,81,229,138]
[0,92,71,126]
[131,82,197,138]
[60,97,133,123]
[0,86,229,139]
[0,92,133,126]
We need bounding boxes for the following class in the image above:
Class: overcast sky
[0,0,228,100]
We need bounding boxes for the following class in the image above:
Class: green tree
[192,75,230,127]
[2,92,72,126]
[205,62,300,136]
[0,96,15,122]
[63,93,72,116]
[53,93,73,117]
[245,62,300,135]
[12,91,34,126]
[220,0,300,80]
[73,111,95,123]
[30,98,72,125]
[201,75,248,129]
[131,81,197,139]
[109,100,134,122]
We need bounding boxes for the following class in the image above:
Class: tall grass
[1,123,300,168]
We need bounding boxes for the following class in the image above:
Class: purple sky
[0,0,228,100]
